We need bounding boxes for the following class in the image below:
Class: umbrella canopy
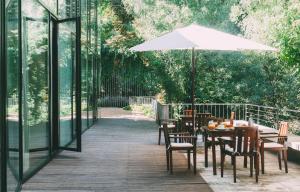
[130,24,277,134]
[130,24,277,52]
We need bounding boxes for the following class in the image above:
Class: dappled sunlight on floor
[196,142,300,192]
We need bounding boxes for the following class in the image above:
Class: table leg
[204,133,208,167]
[212,135,217,175]
[261,142,264,174]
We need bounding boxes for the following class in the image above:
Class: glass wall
[81,0,98,130]
[0,0,3,190]
[2,0,100,191]
[81,0,88,132]
[6,0,20,191]
[22,0,50,177]
[58,21,77,147]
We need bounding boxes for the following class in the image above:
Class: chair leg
[255,153,259,183]
[170,150,173,174]
[166,150,169,171]
[244,155,247,168]
[158,128,162,145]
[221,153,225,178]
[233,156,236,183]
[250,156,253,177]
[261,146,264,174]
[283,150,288,173]
[278,152,282,170]
[188,150,191,170]
[204,139,208,167]
[193,149,197,174]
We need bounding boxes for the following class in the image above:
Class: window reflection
[40,0,57,14]
[22,0,50,175]
[6,0,20,190]
[58,21,77,147]
[58,0,79,19]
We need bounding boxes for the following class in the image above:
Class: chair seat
[160,124,176,128]
[207,136,232,142]
[224,146,254,156]
[170,142,193,148]
[264,142,285,149]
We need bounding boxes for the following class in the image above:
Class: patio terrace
[21,108,212,192]
[22,107,300,192]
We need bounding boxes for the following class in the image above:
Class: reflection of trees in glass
[58,0,79,19]
[6,1,21,190]
[58,23,75,117]
[7,1,19,116]
[23,0,49,125]
[40,0,57,13]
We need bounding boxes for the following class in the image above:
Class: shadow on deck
[22,113,212,192]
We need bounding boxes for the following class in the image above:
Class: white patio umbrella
[130,24,277,132]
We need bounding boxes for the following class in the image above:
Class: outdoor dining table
[203,124,278,175]
[160,118,177,125]
[203,126,235,175]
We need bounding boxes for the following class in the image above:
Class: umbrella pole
[191,48,195,135]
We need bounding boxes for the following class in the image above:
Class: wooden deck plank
[22,115,212,192]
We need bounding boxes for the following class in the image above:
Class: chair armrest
[169,135,197,145]
[261,135,287,140]
[260,132,277,135]
[168,132,190,135]
[169,135,197,139]
[218,137,233,145]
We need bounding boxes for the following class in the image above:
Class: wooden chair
[196,113,212,136]
[163,123,197,174]
[230,112,235,125]
[183,109,197,117]
[219,126,260,183]
[203,117,226,167]
[260,121,288,174]
[180,116,194,134]
[158,119,177,145]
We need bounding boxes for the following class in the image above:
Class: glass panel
[58,21,77,147]
[22,0,50,176]
[81,45,88,132]
[81,0,88,131]
[58,0,78,19]
[0,0,2,190]
[40,0,57,14]
[90,0,97,51]
[6,0,20,191]
[87,52,93,127]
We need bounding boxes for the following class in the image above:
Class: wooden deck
[22,111,212,192]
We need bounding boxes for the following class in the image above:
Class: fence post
[257,106,260,124]
[244,104,247,121]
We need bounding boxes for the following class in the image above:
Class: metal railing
[129,96,154,105]
[155,102,300,135]
[156,103,246,120]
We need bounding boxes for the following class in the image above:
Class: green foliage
[130,104,155,118]
[123,105,132,111]
[100,0,300,109]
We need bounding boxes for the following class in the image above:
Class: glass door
[57,18,81,151]
[22,0,51,177]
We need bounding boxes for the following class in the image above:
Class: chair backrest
[196,113,212,127]
[230,112,235,120]
[162,123,170,148]
[233,126,259,155]
[180,116,193,133]
[278,121,288,144]
[183,109,197,117]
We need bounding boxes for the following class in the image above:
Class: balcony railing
[154,101,300,135]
